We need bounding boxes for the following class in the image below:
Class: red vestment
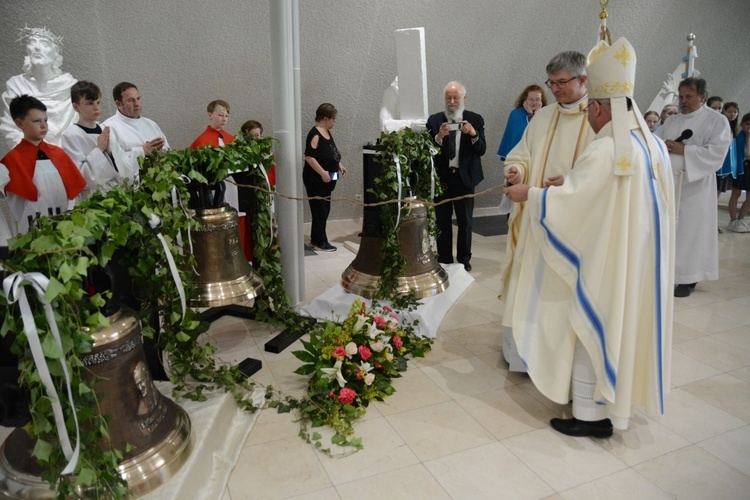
[2,139,85,201]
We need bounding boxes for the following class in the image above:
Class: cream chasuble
[510,118,675,421]
[500,101,596,314]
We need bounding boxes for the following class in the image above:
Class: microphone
[674,129,693,143]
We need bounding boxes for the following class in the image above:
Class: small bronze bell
[188,204,264,307]
[341,197,449,299]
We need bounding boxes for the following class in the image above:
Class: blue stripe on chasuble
[539,189,617,389]
[634,131,666,414]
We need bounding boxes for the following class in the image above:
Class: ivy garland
[0,133,289,498]
[369,127,442,310]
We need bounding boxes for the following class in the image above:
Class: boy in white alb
[61,81,135,199]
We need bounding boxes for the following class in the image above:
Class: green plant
[370,128,441,310]
[270,299,431,453]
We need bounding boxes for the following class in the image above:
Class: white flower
[353,314,367,333]
[366,321,383,340]
[364,373,375,386]
[321,360,347,388]
[370,340,385,352]
[359,361,373,373]
[345,342,358,357]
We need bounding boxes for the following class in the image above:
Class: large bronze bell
[0,306,192,498]
[188,204,264,307]
[341,197,449,299]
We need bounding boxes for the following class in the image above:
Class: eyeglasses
[545,76,579,89]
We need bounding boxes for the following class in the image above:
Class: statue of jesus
[0,26,78,154]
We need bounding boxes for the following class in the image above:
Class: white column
[395,28,428,122]
[270,0,305,305]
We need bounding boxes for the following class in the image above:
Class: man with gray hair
[426,81,486,272]
[0,27,78,153]
[656,77,731,297]
[499,51,596,371]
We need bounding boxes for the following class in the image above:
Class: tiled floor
[214,199,750,500]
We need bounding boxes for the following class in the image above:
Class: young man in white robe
[503,38,675,437]
[500,51,597,372]
[61,81,136,199]
[656,77,732,297]
[102,82,169,174]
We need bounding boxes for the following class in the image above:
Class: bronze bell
[341,197,449,299]
[0,306,192,497]
[188,204,264,307]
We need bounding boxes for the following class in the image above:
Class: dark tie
[447,130,456,160]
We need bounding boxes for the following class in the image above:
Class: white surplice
[656,106,731,284]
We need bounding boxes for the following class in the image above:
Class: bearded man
[0,26,78,154]
[426,81,486,272]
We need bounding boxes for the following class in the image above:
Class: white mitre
[588,37,644,175]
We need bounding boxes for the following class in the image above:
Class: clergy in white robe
[62,123,137,199]
[656,80,731,294]
[500,51,596,372]
[503,37,675,435]
[103,110,169,170]
[102,83,169,174]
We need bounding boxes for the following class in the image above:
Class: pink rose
[339,388,356,405]
[393,336,403,350]
[358,345,372,361]
[374,316,386,328]
[333,346,347,359]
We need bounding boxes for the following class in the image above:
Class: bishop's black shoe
[674,283,697,297]
[550,417,613,438]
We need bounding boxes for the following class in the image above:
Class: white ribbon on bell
[148,213,187,321]
[2,271,80,475]
[393,153,404,229]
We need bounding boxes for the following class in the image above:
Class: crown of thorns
[17,25,63,52]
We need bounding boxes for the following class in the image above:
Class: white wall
[1,0,748,221]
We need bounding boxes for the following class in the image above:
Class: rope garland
[224,178,507,208]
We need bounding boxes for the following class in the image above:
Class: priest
[499,50,596,372]
[656,77,731,297]
[503,37,675,437]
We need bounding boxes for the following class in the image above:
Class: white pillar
[395,28,428,122]
[270,0,305,305]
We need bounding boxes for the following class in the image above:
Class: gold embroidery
[615,44,632,67]
[594,81,635,95]
[617,156,632,172]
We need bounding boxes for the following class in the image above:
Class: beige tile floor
[214,199,750,500]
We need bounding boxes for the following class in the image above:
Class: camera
[446,122,461,131]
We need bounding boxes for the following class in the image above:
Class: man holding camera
[656,77,731,297]
[426,81,486,272]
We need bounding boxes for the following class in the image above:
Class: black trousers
[303,167,336,245]
[435,171,474,265]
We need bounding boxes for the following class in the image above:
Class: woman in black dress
[303,103,347,251]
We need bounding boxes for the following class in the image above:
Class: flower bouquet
[273,299,432,452]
